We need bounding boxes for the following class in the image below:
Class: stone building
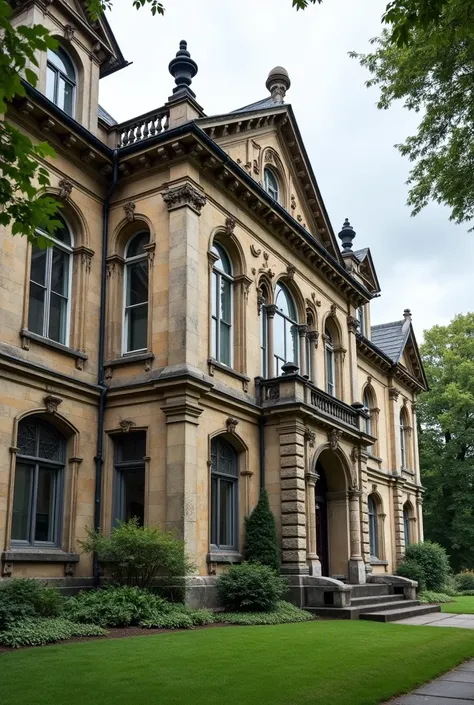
[0,1,428,607]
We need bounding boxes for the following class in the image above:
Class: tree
[243,489,280,572]
[353,0,474,229]
[417,313,474,572]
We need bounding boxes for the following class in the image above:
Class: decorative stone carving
[64,24,75,41]
[347,315,360,333]
[350,446,358,463]
[263,251,269,263]
[291,195,296,211]
[327,429,342,450]
[119,419,136,433]
[265,384,280,400]
[58,178,73,200]
[367,375,372,384]
[226,417,239,434]
[64,563,74,577]
[264,150,274,164]
[124,201,136,222]
[286,265,296,280]
[372,483,378,493]
[162,184,206,214]
[224,216,236,235]
[388,387,400,401]
[265,304,278,319]
[307,330,319,347]
[250,244,261,257]
[330,303,337,317]
[297,324,308,338]
[44,395,63,414]
[253,159,259,175]
[350,465,359,489]
[2,563,12,577]
[257,287,265,315]
[305,428,316,448]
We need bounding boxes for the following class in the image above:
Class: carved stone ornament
[367,375,372,385]
[286,265,296,281]
[327,429,342,450]
[44,395,63,414]
[291,195,296,211]
[347,315,360,333]
[305,428,316,448]
[64,24,75,41]
[124,201,136,222]
[58,178,73,200]
[250,244,262,257]
[265,384,280,401]
[265,304,278,319]
[330,303,337,317]
[388,387,400,401]
[161,184,207,214]
[350,466,359,490]
[64,563,74,577]
[224,216,236,235]
[253,159,259,175]
[307,330,320,347]
[372,483,378,493]
[2,563,12,578]
[265,150,275,164]
[226,417,239,434]
[119,419,136,433]
[257,287,265,315]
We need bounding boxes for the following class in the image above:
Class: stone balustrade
[116,108,170,147]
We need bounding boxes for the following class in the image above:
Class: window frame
[403,504,411,546]
[211,243,234,368]
[357,305,365,336]
[210,437,239,551]
[368,495,379,559]
[122,231,150,355]
[273,282,298,376]
[264,167,280,203]
[325,330,335,396]
[400,410,407,469]
[46,47,76,117]
[112,432,146,527]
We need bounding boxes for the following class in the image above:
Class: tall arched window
[28,212,73,345]
[12,418,65,546]
[264,168,279,203]
[400,408,408,469]
[274,282,298,376]
[363,390,372,437]
[325,326,335,396]
[259,284,269,378]
[123,231,149,353]
[368,494,379,559]
[113,431,146,526]
[46,47,76,116]
[357,306,366,336]
[211,243,233,366]
[210,437,239,550]
[403,503,412,546]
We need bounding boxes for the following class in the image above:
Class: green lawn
[2,621,474,705]
[441,595,474,614]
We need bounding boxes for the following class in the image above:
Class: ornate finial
[403,308,412,321]
[338,218,356,252]
[168,40,198,99]
[265,66,291,104]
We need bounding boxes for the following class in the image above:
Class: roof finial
[338,218,356,252]
[403,309,412,321]
[265,66,291,104]
[168,40,198,99]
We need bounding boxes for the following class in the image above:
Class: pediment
[354,248,381,294]
[399,326,427,390]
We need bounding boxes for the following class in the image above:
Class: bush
[0,618,106,648]
[404,541,451,591]
[0,579,62,630]
[216,562,286,612]
[396,559,426,590]
[63,586,168,627]
[455,572,474,592]
[418,591,454,604]
[243,490,280,572]
[216,601,313,625]
[459,590,474,596]
[80,519,193,590]
[442,574,460,597]
[139,603,215,629]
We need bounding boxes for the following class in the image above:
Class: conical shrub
[243,489,280,572]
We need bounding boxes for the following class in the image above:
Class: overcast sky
[99,0,474,339]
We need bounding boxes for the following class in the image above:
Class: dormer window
[46,47,76,117]
[264,168,279,203]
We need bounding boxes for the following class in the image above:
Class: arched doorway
[314,448,350,580]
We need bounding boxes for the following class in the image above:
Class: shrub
[0,579,62,630]
[418,591,454,604]
[63,586,168,627]
[0,618,106,648]
[396,559,426,590]
[404,541,450,591]
[216,562,286,612]
[243,490,280,572]
[442,574,460,597]
[455,572,474,592]
[459,590,474,596]
[80,519,194,590]
[216,601,313,625]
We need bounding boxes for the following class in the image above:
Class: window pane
[116,433,146,463]
[38,422,63,461]
[219,322,231,366]
[127,261,148,305]
[12,463,32,541]
[30,246,47,286]
[34,467,57,542]
[211,317,217,360]
[220,279,232,323]
[46,66,56,102]
[211,271,217,317]
[62,79,74,116]
[126,232,149,258]
[287,323,298,363]
[274,312,285,360]
[28,283,45,336]
[119,468,145,525]
[128,304,147,351]
[17,422,37,457]
[219,480,234,546]
[210,476,218,545]
[51,247,69,295]
[49,292,68,343]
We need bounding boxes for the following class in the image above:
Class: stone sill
[370,558,389,566]
[20,329,87,365]
[208,359,250,391]
[207,551,242,564]
[105,351,155,368]
[2,550,80,563]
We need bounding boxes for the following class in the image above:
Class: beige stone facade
[0,1,427,597]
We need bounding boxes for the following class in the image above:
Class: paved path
[394,612,474,629]
[387,659,474,704]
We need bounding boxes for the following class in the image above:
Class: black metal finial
[168,40,198,99]
[338,218,356,252]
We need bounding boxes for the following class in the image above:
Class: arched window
[28,212,73,345]
[363,390,372,437]
[259,284,269,378]
[403,503,412,546]
[210,437,239,550]
[357,306,365,336]
[124,231,149,353]
[46,47,76,116]
[12,418,65,546]
[274,282,298,376]
[368,494,379,559]
[113,431,146,526]
[264,168,279,203]
[325,326,335,396]
[400,408,408,469]
[211,243,233,366]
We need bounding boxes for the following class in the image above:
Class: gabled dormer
[11,0,127,134]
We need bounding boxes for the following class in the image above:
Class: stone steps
[351,594,401,607]
[350,584,390,598]
[306,598,421,620]
[360,603,441,623]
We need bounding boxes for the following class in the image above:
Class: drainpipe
[93,149,119,586]
[259,416,266,491]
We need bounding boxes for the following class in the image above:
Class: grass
[441,595,474,614]
[2,621,474,705]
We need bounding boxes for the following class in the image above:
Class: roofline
[357,334,427,393]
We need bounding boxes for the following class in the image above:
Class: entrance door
[315,464,329,576]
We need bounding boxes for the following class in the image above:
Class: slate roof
[231,96,286,113]
[371,320,407,363]
[98,104,117,126]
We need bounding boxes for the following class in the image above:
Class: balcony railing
[309,387,358,428]
[116,107,170,147]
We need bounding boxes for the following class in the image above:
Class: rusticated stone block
[280,465,305,480]
[282,537,307,550]
[280,501,305,514]
[280,444,304,457]
[281,524,307,538]
[281,514,306,526]
[280,455,305,468]
[280,477,305,491]
[279,433,304,446]
[281,489,306,503]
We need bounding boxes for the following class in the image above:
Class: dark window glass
[124,232,150,353]
[403,506,411,546]
[210,437,238,549]
[114,432,146,526]
[211,243,233,366]
[273,283,298,375]
[46,48,76,116]
[368,495,379,558]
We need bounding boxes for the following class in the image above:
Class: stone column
[388,386,401,473]
[297,324,308,377]
[348,489,366,584]
[265,304,277,378]
[304,428,320,575]
[393,477,406,565]
[162,182,206,368]
[411,402,421,485]
[278,420,308,575]
[416,494,424,542]
[346,314,360,404]
[306,330,319,385]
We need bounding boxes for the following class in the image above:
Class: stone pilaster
[411,402,421,485]
[348,489,366,584]
[297,324,308,377]
[347,314,360,404]
[306,330,319,384]
[265,304,277,378]
[416,494,424,542]
[278,420,308,574]
[393,477,406,564]
[388,386,401,473]
[356,448,371,568]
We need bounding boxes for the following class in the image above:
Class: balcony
[115,107,170,147]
